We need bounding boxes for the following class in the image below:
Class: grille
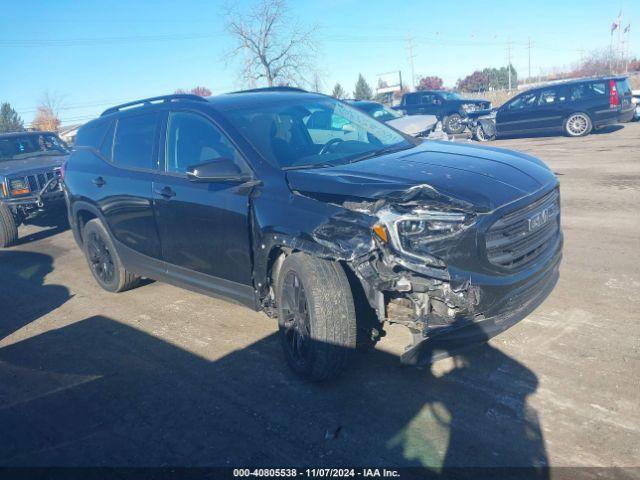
[15,169,62,196]
[485,189,560,270]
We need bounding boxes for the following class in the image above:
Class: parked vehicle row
[395,90,491,135]
[61,88,563,381]
[398,75,635,140]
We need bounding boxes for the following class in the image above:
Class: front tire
[474,124,495,142]
[276,253,357,381]
[0,203,18,248]
[443,113,465,135]
[564,112,592,137]
[82,218,140,293]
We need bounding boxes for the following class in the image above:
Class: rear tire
[564,112,592,137]
[276,252,357,381]
[82,218,140,293]
[0,203,18,248]
[443,113,465,135]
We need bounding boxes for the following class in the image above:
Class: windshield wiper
[282,161,336,171]
[346,144,414,164]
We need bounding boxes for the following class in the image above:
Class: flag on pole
[611,11,622,34]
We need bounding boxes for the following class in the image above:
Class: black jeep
[64,89,562,381]
[0,131,69,247]
[397,90,491,135]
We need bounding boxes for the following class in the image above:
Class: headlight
[10,178,30,196]
[376,209,474,266]
[462,103,478,113]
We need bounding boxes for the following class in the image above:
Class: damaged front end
[255,177,562,367]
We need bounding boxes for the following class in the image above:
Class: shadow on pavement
[0,312,547,474]
[0,250,71,340]
[17,206,70,246]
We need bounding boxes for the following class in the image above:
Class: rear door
[96,111,163,259]
[152,109,254,290]
[567,81,613,126]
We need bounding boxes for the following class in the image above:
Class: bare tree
[224,0,317,87]
[175,86,213,97]
[32,91,65,132]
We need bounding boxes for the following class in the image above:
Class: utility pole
[406,35,416,91]
[527,37,532,81]
[506,40,512,91]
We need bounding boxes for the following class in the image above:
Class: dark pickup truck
[0,131,68,247]
[397,90,491,134]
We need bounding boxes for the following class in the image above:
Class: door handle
[92,176,106,187]
[155,186,176,199]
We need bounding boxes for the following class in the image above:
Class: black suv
[0,131,68,247]
[397,90,490,134]
[495,76,634,137]
[64,89,562,381]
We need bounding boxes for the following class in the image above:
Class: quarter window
[165,111,243,174]
[112,112,159,170]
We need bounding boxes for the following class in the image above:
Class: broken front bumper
[399,241,562,366]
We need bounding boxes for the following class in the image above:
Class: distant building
[59,124,83,145]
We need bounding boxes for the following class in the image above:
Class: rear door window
[405,94,419,105]
[112,112,159,170]
[75,120,110,149]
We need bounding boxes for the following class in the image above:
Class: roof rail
[101,94,207,117]
[229,86,308,94]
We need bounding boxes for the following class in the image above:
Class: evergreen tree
[0,103,24,133]
[353,74,373,100]
[331,83,346,99]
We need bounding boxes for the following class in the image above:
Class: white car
[347,100,444,138]
[632,90,640,121]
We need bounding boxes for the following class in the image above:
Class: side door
[403,93,420,115]
[417,93,436,115]
[97,111,163,259]
[495,91,539,135]
[528,87,567,132]
[152,109,255,299]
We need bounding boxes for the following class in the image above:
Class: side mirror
[186,158,253,184]
[342,123,356,133]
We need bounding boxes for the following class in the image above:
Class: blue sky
[1,0,637,126]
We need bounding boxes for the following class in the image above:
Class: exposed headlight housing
[10,178,30,196]
[377,209,475,266]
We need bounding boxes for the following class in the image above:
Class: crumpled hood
[286,141,557,212]
[0,154,67,178]
[386,115,438,136]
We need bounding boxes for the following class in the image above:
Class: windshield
[367,104,402,122]
[225,97,412,170]
[439,92,462,101]
[0,134,69,162]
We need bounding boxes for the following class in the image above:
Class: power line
[406,35,416,90]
